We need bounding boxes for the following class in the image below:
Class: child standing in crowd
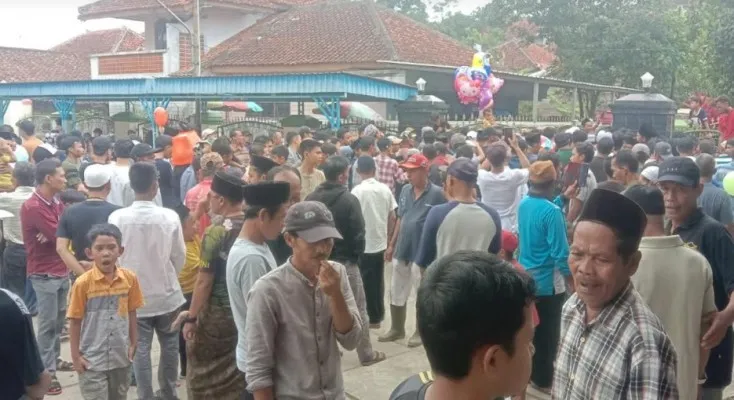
[67,224,144,400]
[174,204,202,379]
[0,138,16,192]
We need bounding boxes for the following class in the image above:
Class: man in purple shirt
[20,158,69,395]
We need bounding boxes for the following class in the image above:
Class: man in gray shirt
[697,154,734,234]
[245,201,361,400]
[226,182,290,400]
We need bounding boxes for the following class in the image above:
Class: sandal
[47,375,62,396]
[361,351,387,366]
[57,358,74,372]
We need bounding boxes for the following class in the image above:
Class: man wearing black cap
[306,156,385,365]
[658,157,734,400]
[415,158,502,271]
[246,155,279,185]
[226,182,290,399]
[245,201,361,399]
[109,140,162,207]
[626,185,716,400]
[182,172,246,397]
[553,188,678,399]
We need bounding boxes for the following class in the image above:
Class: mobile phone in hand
[502,127,513,140]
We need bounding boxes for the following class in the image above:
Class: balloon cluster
[454,49,504,112]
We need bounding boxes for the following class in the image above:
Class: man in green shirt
[60,136,85,190]
[554,132,573,168]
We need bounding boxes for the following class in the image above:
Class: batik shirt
[552,284,679,400]
[200,214,245,307]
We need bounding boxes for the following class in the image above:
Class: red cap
[501,230,518,253]
[400,154,429,170]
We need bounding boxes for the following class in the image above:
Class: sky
[0,0,484,50]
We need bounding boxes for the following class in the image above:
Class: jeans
[78,366,131,400]
[133,309,180,400]
[345,262,376,363]
[359,251,385,324]
[29,275,69,373]
[2,243,36,313]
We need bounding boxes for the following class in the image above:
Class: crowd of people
[2,113,734,400]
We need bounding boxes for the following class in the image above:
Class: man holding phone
[565,142,597,223]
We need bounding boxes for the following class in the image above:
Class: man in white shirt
[351,156,397,329]
[108,162,186,400]
[478,137,530,233]
[107,139,162,207]
[625,185,716,400]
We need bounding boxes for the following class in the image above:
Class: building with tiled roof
[494,39,556,73]
[0,47,90,83]
[51,28,144,56]
[203,1,474,74]
[78,0,319,20]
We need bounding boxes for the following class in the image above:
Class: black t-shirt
[57,199,121,261]
[0,289,45,400]
[390,372,434,400]
[155,159,179,209]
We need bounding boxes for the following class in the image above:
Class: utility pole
[193,0,202,130]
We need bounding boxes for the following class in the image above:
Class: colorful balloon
[488,74,505,94]
[454,49,501,111]
[153,107,168,127]
[724,172,734,196]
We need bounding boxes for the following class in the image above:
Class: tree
[375,0,456,22]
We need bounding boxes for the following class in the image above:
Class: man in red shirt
[20,158,69,395]
[716,96,734,144]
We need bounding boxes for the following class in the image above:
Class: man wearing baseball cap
[245,201,361,399]
[414,158,502,272]
[658,157,734,399]
[57,163,120,278]
[380,153,446,347]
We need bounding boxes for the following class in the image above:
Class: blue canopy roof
[0,72,417,101]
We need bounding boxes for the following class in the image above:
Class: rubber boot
[378,305,406,342]
[407,316,422,348]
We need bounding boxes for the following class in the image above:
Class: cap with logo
[657,157,700,188]
[130,143,159,160]
[84,163,113,189]
[400,154,429,170]
[654,141,673,160]
[447,158,478,184]
[284,201,343,243]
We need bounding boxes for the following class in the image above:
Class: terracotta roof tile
[204,1,474,70]
[0,47,90,83]
[78,0,317,19]
[494,40,556,72]
[50,28,144,55]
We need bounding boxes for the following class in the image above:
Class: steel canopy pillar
[52,99,76,133]
[0,99,9,125]
[313,97,341,130]
[139,97,170,145]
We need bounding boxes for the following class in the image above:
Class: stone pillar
[396,94,449,134]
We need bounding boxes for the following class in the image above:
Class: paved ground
[48,262,734,399]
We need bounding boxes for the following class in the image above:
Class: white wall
[3,100,31,126]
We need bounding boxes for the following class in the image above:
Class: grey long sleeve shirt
[245,260,361,399]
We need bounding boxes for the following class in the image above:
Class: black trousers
[359,251,385,324]
[179,292,193,376]
[531,292,565,389]
[2,242,26,298]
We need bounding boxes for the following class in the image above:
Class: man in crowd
[566,142,598,223]
[154,134,179,208]
[57,163,120,280]
[590,136,613,183]
[554,132,573,167]
[265,165,302,265]
[611,149,640,187]
[350,137,376,190]
[109,162,186,400]
[21,159,70,395]
[389,251,536,400]
[226,181,290,399]
[285,131,302,167]
[60,136,85,190]
[185,152,223,236]
[716,96,734,144]
[351,156,397,329]
[517,160,572,394]
[678,135,698,160]
[270,145,289,166]
[415,158,502,274]
[19,120,42,159]
[652,141,674,165]
[636,123,659,145]
[478,136,530,233]
[245,201,361,398]
[554,188,678,398]
[714,139,734,186]
[298,139,325,199]
[306,155,385,365]
[212,138,244,178]
[108,139,139,207]
[696,154,734,234]
[524,131,542,163]
[381,154,445,346]
[375,137,407,194]
[246,154,279,185]
[230,129,251,167]
[78,135,113,184]
[626,184,716,400]
[0,163,36,308]
[658,157,734,400]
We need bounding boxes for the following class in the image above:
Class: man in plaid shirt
[553,189,678,399]
[375,137,406,194]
